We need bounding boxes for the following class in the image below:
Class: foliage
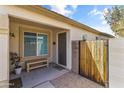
[10,52,22,68]
[104,6,124,36]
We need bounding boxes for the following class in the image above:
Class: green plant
[104,6,124,36]
[10,52,22,68]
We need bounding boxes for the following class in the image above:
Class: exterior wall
[0,6,71,30]
[109,38,124,87]
[0,5,109,71]
[72,41,80,74]
[0,14,9,87]
[52,30,58,63]
[69,27,108,70]
[10,21,52,57]
[9,21,57,71]
[9,20,67,71]
[70,26,107,41]
[9,22,19,54]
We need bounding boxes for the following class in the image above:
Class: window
[24,32,48,57]
[38,34,48,56]
[24,32,37,57]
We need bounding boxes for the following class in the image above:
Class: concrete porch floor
[10,64,103,88]
[10,64,69,88]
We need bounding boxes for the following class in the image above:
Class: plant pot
[15,67,22,75]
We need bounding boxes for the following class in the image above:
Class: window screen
[24,32,48,57]
[37,34,48,56]
[24,32,37,57]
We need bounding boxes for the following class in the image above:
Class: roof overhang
[16,5,114,38]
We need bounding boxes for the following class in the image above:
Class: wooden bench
[26,58,48,72]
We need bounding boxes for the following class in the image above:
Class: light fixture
[9,32,15,38]
[53,42,56,45]
[82,34,87,41]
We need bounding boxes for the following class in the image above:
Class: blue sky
[42,5,114,35]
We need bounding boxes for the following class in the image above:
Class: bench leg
[47,61,49,67]
[27,64,30,72]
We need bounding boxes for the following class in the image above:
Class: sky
[42,5,114,35]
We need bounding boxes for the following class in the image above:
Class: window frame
[23,31,48,57]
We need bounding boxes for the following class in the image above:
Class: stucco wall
[9,20,67,71]
[52,30,58,63]
[10,21,52,57]
[0,14,9,87]
[70,26,101,41]
[109,38,124,87]
[69,27,108,69]
[9,22,20,54]
[0,6,72,30]
[0,5,108,40]
[0,5,109,73]
[9,21,59,71]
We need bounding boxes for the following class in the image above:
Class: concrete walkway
[32,72,104,88]
[51,72,104,88]
[33,81,55,88]
[10,66,103,88]
[10,66,69,88]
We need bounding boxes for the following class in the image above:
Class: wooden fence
[79,40,108,86]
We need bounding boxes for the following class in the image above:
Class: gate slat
[79,40,108,86]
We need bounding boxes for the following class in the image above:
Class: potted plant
[10,52,22,75]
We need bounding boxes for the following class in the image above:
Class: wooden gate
[79,40,108,86]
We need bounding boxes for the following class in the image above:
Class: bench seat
[26,58,48,72]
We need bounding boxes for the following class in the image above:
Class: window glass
[38,34,48,56]
[24,32,37,57]
[24,32,48,57]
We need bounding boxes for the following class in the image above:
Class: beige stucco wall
[0,5,109,74]
[9,21,60,71]
[0,14,9,87]
[10,21,52,57]
[0,5,71,30]
[69,27,108,69]
[109,38,124,88]
[52,30,58,63]
[9,22,19,54]
[9,20,67,72]
[70,26,104,41]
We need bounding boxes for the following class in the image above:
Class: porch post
[0,14,9,88]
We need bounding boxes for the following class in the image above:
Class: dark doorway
[58,32,67,66]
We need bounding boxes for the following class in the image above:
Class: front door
[58,32,66,66]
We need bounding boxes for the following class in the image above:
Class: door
[79,40,108,86]
[58,32,66,66]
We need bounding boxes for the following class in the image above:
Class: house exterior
[0,5,113,87]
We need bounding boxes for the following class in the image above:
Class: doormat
[53,65,65,71]
[9,77,22,88]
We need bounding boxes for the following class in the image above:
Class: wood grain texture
[79,40,108,86]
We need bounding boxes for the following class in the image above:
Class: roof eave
[16,5,114,38]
